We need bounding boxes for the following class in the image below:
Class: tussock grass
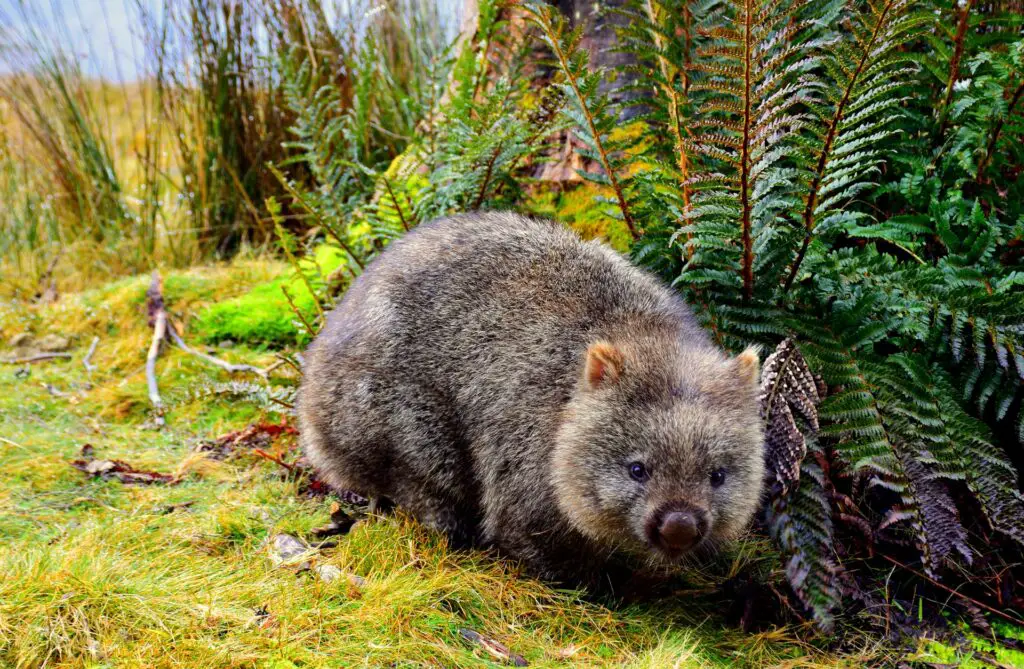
[0,261,881,668]
[0,0,455,298]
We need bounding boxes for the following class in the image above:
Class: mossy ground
[0,258,1015,668]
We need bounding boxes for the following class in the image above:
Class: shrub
[525,0,1024,630]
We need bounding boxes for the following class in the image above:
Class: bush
[523,0,1024,630]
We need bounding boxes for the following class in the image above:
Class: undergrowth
[1,261,869,668]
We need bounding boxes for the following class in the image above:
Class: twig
[1,352,72,364]
[878,554,1024,627]
[166,323,275,378]
[275,353,303,374]
[281,286,318,341]
[459,629,528,667]
[268,396,295,410]
[145,271,167,426]
[252,448,296,472]
[0,435,29,451]
[82,336,99,373]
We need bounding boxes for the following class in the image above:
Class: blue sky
[0,0,154,80]
[0,0,462,82]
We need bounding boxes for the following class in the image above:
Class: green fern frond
[525,0,642,239]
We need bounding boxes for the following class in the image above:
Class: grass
[0,0,455,297]
[911,622,1024,668]
[0,259,894,668]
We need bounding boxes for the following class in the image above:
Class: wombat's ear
[585,341,624,388]
[733,345,761,388]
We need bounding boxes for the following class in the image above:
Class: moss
[189,277,317,348]
[524,184,634,253]
[190,245,347,348]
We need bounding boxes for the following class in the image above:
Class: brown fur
[298,212,765,589]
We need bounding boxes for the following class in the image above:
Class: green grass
[911,622,1024,668]
[0,258,976,668]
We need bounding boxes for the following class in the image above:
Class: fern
[782,0,927,291]
[766,439,843,630]
[577,0,1024,628]
[524,0,641,238]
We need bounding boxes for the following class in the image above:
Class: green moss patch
[190,245,347,348]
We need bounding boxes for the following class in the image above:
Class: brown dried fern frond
[760,338,825,493]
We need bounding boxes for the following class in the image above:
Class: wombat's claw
[367,496,395,516]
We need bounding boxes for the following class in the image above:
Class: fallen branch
[0,352,72,364]
[72,456,179,485]
[145,271,167,426]
[166,325,279,378]
[82,336,99,373]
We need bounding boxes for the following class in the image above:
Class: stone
[313,564,343,583]
[7,333,34,349]
[37,334,71,352]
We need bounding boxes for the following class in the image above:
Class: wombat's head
[552,335,765,561]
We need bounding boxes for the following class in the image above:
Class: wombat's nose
[657,509,707,553]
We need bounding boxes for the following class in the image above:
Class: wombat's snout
[647,505,708,554]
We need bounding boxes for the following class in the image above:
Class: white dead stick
[82,336,99,373]
[145,272,167,426]
[165,324,281,379]
[146,310,167,416]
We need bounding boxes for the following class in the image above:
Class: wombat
[298,212,765,589]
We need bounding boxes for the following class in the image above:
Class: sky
[0,0,155,80]
[0,0,461,82]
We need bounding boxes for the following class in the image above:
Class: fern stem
[976,79,1024,184]
[783,0,898,294]
[382,178,411,231]
[935,0,976,143]
[643,0,693,251]
[267,162,366,271]
[534,10,639,240]
[281,285,318,341]
[740,0,755,300]
[473,141,503,210]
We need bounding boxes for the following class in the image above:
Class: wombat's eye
[710,469,726,488]
[628,461,650,483]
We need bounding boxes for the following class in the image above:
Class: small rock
[314,564,343,583]
[37,334,71,352]
[218,339,235,349]
[268,533,311,570]
[7,333,34,349]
